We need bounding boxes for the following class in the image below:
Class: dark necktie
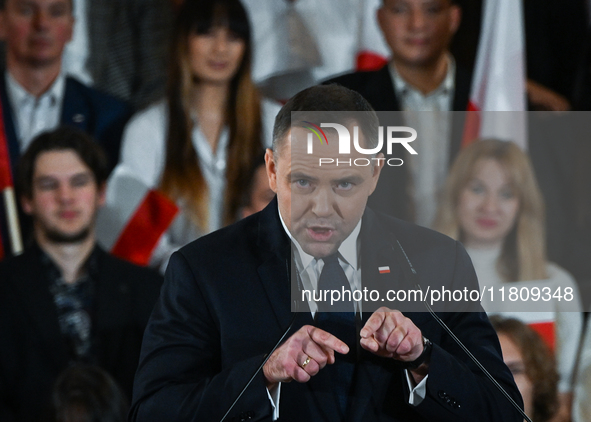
[315,254,356,416]
[316,254,353,313]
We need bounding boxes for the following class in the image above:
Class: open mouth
[307,227,335,241]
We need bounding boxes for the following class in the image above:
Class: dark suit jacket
[0,245,163,422]
[0,0,173,111]
[130,198,522,422]
[323,65,472,222]
[0,72,132,175]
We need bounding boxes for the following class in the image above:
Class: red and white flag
[355,0,389,71]
[244,0,389,100]
[462,0,528,149]
[0,101,22,259]
[96,166,179,267]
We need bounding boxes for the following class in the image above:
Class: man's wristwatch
[402,336,433,370]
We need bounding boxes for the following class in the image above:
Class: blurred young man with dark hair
[0,127,162,422]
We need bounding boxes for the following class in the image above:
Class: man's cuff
[405,371,428,406]
[266,382,282,420]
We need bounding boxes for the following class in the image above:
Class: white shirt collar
[5,70,66,108]
[389,54,455,100]
[278,207,361,271]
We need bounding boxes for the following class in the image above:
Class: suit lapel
[61,78,91,132]
[364,66,401,112]
[255,198,312,332]
[359,208,409,315]
[349,209,412,419]
[12,248,70,368]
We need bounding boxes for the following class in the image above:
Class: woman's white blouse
[104,98,281,272]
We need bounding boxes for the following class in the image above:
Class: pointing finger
[307,326,349,356]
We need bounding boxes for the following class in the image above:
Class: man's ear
[265,148,278,193]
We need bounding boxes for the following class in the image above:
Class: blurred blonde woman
[434,139,582,422]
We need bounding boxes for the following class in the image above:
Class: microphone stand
[220,259,301,422]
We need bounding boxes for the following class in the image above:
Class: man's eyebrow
[288,172,319,182]
[70,172,92,180]
[34,171,92,182]
[17,0,38,7]
[34,175,58,183]
[332,175,364,184]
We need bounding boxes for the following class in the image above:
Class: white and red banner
[244,0,389,100]
[96,167,179,266]
[462,0,528,149]
[355,0,389,71]
[0,100,22,259]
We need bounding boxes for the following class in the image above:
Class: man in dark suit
[0,0,173,110]
[0,0,131,177]
[324,0,471,225]
[0,0,131,259]
[130,85,523,421]
[0,127,162,422]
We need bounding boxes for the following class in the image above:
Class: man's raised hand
[360,307,424,362]
[263,325,349,388]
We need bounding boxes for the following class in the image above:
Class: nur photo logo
[301,121,418,167]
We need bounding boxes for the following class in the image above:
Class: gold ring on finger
[301,356,312,369]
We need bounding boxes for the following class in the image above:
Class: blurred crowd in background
[1,0,591,421]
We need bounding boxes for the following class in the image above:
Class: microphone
[391,239,533,422]
[219,258,301,422]
[221,238,531,421]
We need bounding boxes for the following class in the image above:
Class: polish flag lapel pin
[378,266,390,274]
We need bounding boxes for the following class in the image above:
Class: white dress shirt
[389,56,455,228]
[286,215,362,315]
[112,99,281,272]
[189,114,229,234]
[5,71,66,152]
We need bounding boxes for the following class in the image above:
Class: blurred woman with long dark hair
[109,0,280,269]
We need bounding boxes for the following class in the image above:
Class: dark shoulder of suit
[323,65,472,112]
[62,77,133,171]
[324,66,402,111]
